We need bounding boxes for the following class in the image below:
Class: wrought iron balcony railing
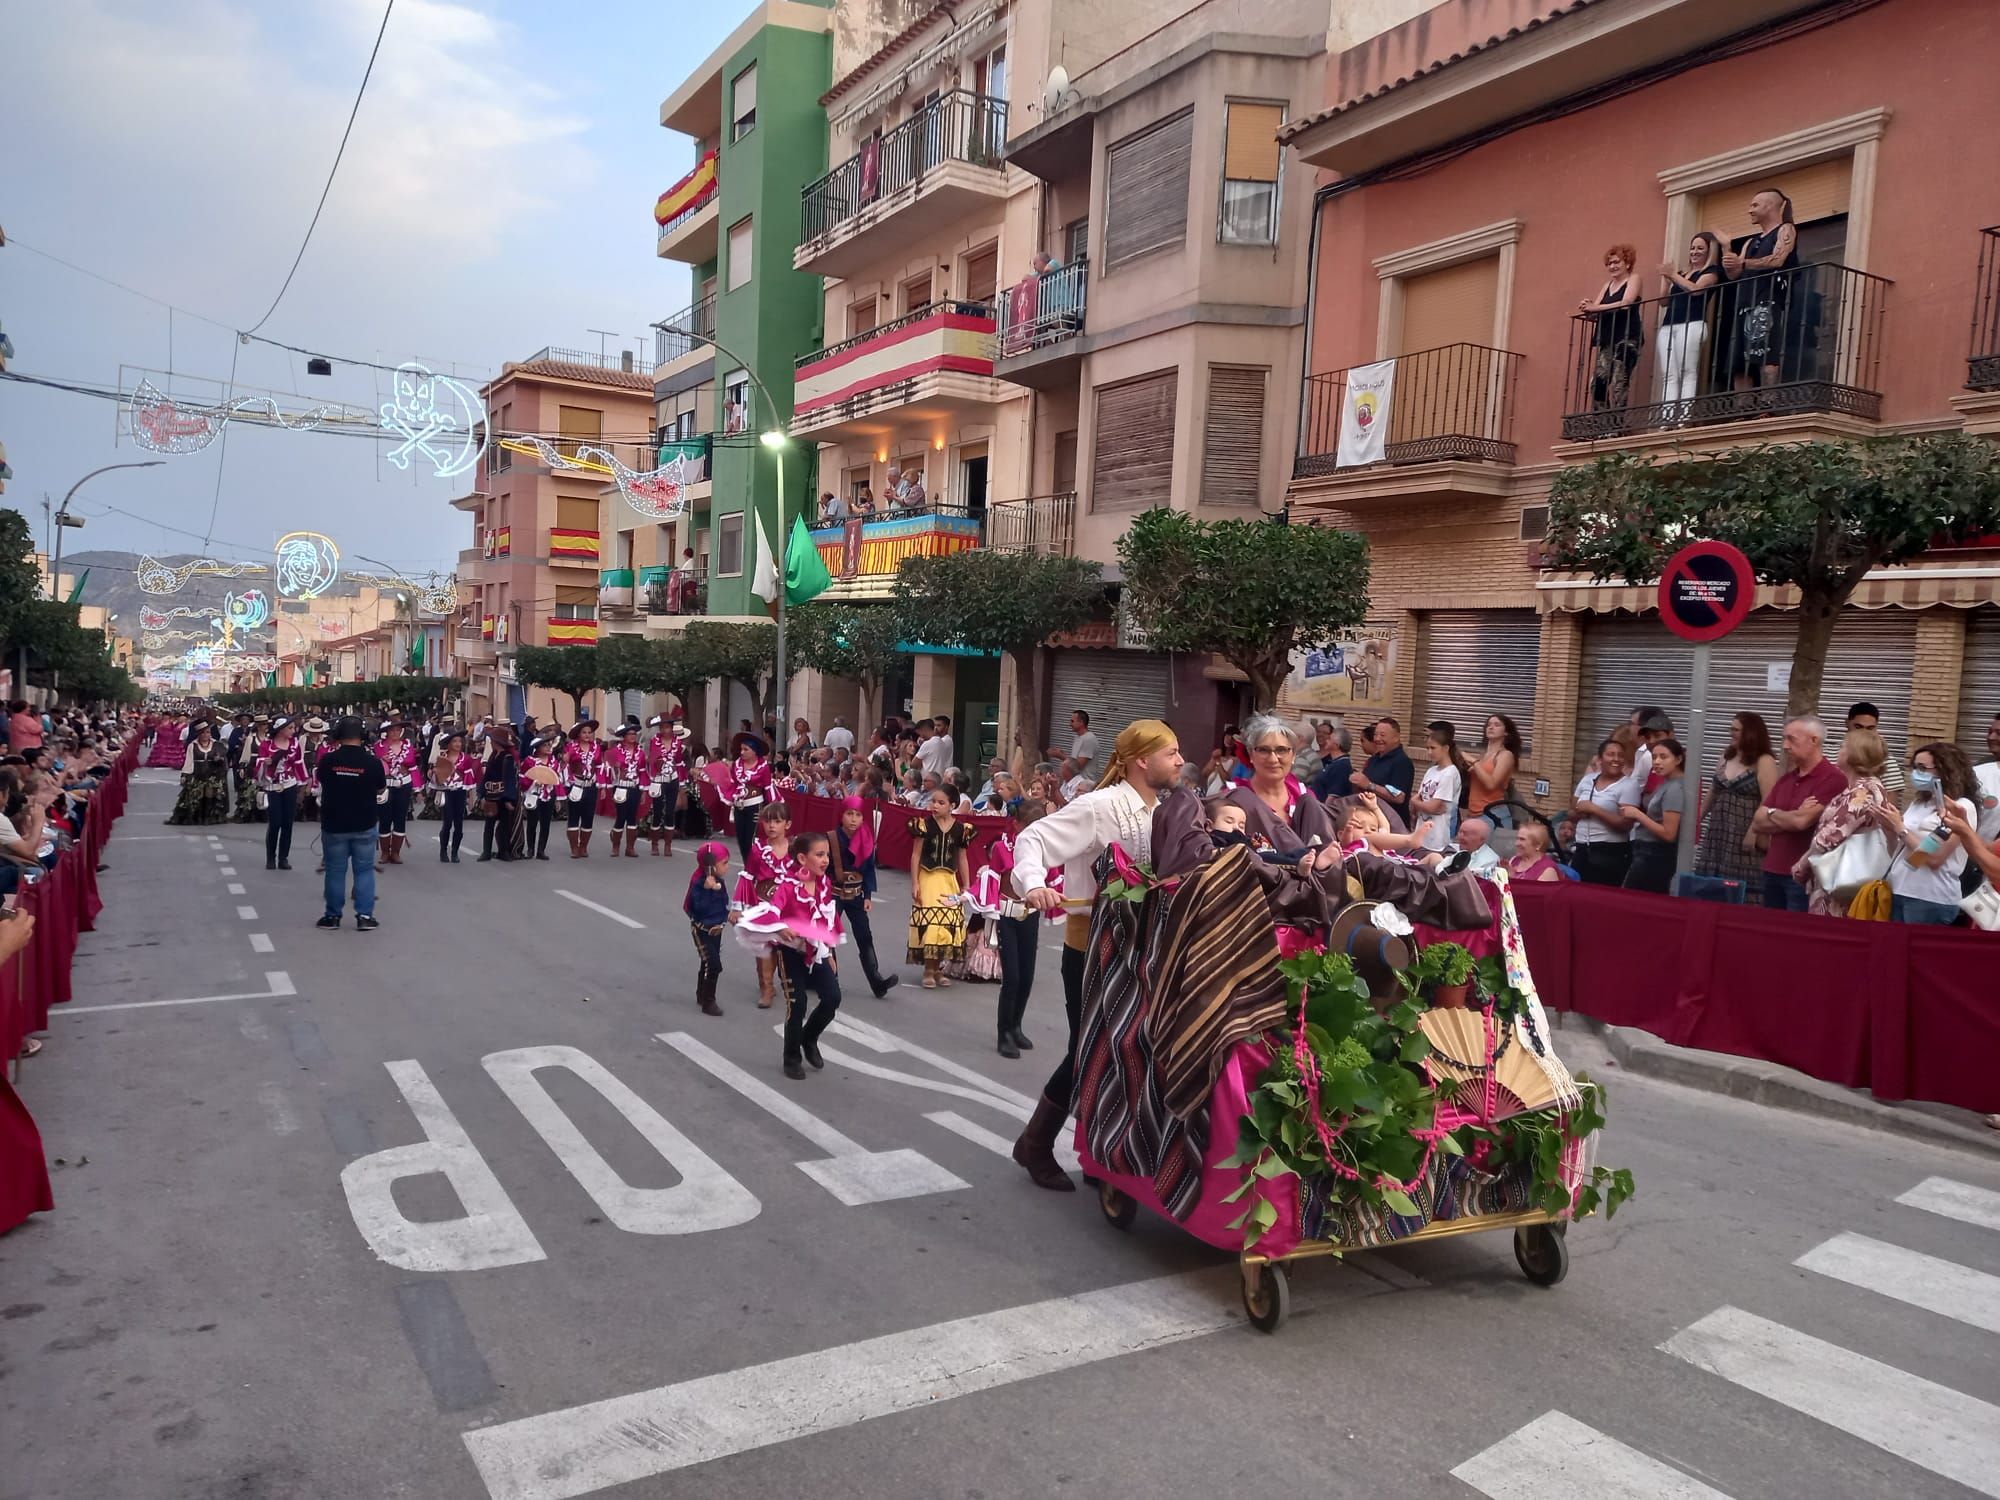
[801,90,1008,242]
[1295,343,1522,479]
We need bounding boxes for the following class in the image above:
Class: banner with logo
[1335,358,1396,469]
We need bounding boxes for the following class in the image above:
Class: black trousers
[733,807,758,861]
[1573,841,1632,886]
[690,921,723,1006]
[1040,939,1087,1108]
[566,791,596,830]
[612,790,640,829]
[1623,841,1676,894]
[996,913,1039,1038]
[837,896,892,996]
[524,799,556,857]
[439,788,468,854]
[481,804,518,859]
[264,787,297,864]
[778,946,841,1063]
[377,784,412,836]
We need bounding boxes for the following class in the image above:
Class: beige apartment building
[787,0,1326,756]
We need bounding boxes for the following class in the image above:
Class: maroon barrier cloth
[1,737,139,1234]
[1509,878,2000,1114]
[695,780,1012,872]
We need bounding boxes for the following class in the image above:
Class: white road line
[1660,1306,2000,1497]
[63,971,297,1015]
[462,1266,1340,1500]
[1453,1410,1734,1499]
[227,882,247,895]
[830,1012,1040,1110]
[553,889,645,929]
[248,933,275,954]
[656,1031,966,1206]
[236,905,259,920]
[1898,1176,2000,1232]
[258,1082,300,1135]
[925,1109,1082,1174]
[215,852,230,862]
[116,835,198,841]
[1796,1232,2000,1335]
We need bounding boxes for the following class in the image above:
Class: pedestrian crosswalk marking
[1898,1176,2000,1233]
[1659,1306,2000,1498]
[1452,1410,1735,1499]
[1796,1231,2000,1335]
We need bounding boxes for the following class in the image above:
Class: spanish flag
[546,617,599,645]
[655,150,719,224]
[549,528,600,561]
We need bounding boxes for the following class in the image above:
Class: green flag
[409,633,425,670]
[65,568,90,604]
[784,514,832,607]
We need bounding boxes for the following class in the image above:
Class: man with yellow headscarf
[1007,718,1184,1190]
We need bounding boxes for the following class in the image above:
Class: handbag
[1960,881,2000,931]
[568,786,586,803]
[1807,827,1892,899]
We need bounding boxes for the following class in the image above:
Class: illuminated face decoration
[274,532,341,601]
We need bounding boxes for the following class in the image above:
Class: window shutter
[733,65,757,126]
[558,405,602,442]
[1398,255,1499,355]
[1223,102,1283,182]
[1104,109,1194,268]
[963,244,999,307]
[728,217,753,290]
[556,495,598,532]
[555,584,597,607]
[1090,371,1176,512]
[1200,365,1266,507]
[1697,156,1851,243]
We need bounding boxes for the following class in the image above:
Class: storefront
[1957,608,2000,750]
[1414,609,1541,757]
[1048,647,1175,752]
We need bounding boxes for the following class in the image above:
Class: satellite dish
[1044,65,1077,114]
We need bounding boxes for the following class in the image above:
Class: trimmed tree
[514,644,602,724]
[1547,433,2000,716]
[892,550,1104,752]
[784,601,909,731]
[1117,507,1371,710]
[683,621,778,727]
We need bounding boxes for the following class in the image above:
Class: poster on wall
[1335,358,1397,469]
[1283,627,1395,712]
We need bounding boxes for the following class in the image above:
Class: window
[731,63,757,140]
[1104,109,1194,268]
[1219,101,1284,246]
[557,404,602,461]
[848,296,878,339]
[1065,218,1090,265]
[490,402,513,470]
[962,244,999,306]
[727,216,753,290]
[556,495,598,534]
[723,370,750,435]
[1200,366,1267,506]
[615,529,635,570]
[554,584,596,621]
[844,464,871,500]
[900,272,933,316]
[1397,255,1499,354]
[716,513,745,576]
[1090,370,1176,511]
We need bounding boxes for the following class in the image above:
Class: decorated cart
[1066,837,1631,1334]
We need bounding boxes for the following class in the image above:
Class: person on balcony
[1581,244,1643,413]
[1721,187,1800,391]
[889,466,927,511]
[817,490,847,525]
[1655,232,1726,421]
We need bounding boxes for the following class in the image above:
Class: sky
[0,0,737,576]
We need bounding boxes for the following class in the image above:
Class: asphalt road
[3,770,1998,1500]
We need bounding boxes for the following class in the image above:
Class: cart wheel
[1241,1263,1290,1333]
[1514,1224,1569,1287]
[1098,1182,1137,1231]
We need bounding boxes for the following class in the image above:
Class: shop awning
[1537,564,2000,615]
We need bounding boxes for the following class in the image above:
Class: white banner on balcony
[1335,358,1396,469]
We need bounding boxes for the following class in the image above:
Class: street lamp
[51,460,164,599]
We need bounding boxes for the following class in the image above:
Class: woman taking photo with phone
[1876,742,1978,925]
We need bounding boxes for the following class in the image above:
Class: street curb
[1552,1010,2000,1157]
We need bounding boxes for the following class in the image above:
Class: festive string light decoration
[273,531,341,600]
[499,436,693,520]
[138,604,211,629]
[128,378,333,455]
[380,363,485,480]
[226,589,272,632]
[136,555,261,595]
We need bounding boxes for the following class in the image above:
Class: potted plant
[1398,940,1477,1009]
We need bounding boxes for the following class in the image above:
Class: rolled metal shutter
[1955,609,2000,756]
[1200,365,1267,508]
[1573,620,1695,786]
[1417,610,1540,757]
[1049,650,1173,748]
[1104,109,1194,268]
[1090,371,1176,512]
[621,689,646,724]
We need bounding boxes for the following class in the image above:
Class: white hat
[648,714,664,727]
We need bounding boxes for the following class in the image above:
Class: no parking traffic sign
[1657,540,1754,642]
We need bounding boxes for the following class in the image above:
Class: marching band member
[476,723,521,863]
[562,719,604,859]
[431,730,478,864]
[519,729,562,861]
[682,841,732,1017]
[717,737,774,860]
[737,802,794,1009]
[255,715,309,871]
[373,719,425,866]
[733,831,846,1080]
[829,795,899,998]
[643,715,689,857]
[607,723,647,858]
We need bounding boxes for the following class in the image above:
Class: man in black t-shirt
[1352,716,1415,824]
[316,717,387,930]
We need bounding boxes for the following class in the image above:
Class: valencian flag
[65,568,90,603]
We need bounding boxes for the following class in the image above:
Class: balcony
[795,91,1009,278]
[547,615,599,646]
[994,259,1088,390]
[1558,262,1889,447]
[804,501,981,602]
[548,528,600,568]
[523,346,656,377]
[599,569,636,613]
[481,526,512,560]
[654,295,716,375]
[1969,227,2000,392]
[792,301,1004,441]
[655,149,719,264]
[985,492,1076,556]
[1291,343,1522,503]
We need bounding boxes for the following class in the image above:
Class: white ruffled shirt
[1009,781,1152,903]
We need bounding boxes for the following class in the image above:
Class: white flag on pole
[1335,358,1397,469]
[749,507,778,608]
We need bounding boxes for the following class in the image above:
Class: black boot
[1011,1092,1076,1191]
[999,1033,1020,1059]
[1011,1028,1034,1051]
